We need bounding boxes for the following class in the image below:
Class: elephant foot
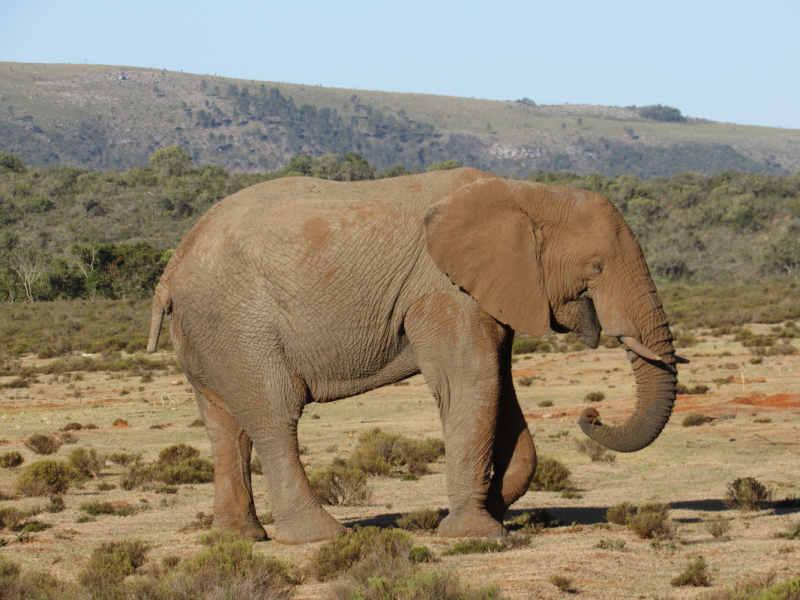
[212,513,268,542]
[274,506,345,545]
[438,509,505,539]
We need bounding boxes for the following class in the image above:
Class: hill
[2,62,799,178]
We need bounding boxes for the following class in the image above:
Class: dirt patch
[731,392,800,408]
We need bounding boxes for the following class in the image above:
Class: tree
[427,160,462,172]
[149,146,194,177]
[3,248,49,302]
[0,153,25,173]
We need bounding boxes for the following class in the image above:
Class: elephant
[147,168,683,544]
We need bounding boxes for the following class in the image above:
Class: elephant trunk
[580,288,677,452]
[147,282,172,353]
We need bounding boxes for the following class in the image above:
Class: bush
[157,443,199,465]
[46,496,66,513]
[723,477,774,511]
[79,502,137,517]
[0,451,23,468]
[671,556,710,587]
[443,539,503,556]
[538,399,553,407]
[153,456,214,485]
[529,457,571,492]
[683,413,712,427]
[507,509,558,533]
[549,574,573,592]
[77,540,150,591]
[0,507,25,530]
[574,438,615,462]
[350,428,445,476]
[15,459,74,496]
[24,434,61,455]
[517,376,535,387]
[627,502,675,540]
[395,508,443,532]
[606,501,635,525]
[60,422,83,431]
[585,391,605,403]
[774,521,800,540]
[59,432,78,444]
[108,451,138,466]
[512,337,551,354]
[309,458,372,506]
[704,514,731,537]
[67,447,106,478]
[310,526,413,581]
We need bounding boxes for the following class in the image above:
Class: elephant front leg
[406,296,507,539]
[195,388,267,541]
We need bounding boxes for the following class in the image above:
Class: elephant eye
[587,259,604,277]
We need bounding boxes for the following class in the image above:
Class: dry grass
[0,450,23,468]
[671,556,711,587]
[395,507,444,532]
[574,438,616,462]
[626,502,675,540]
[703,514,732,537]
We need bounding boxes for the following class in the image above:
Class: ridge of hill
[1,62,799,178]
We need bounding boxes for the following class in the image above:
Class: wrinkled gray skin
[147,168,680,544]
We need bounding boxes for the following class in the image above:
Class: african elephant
[147,168,682,544]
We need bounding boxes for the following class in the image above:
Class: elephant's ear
[424,178,550,336]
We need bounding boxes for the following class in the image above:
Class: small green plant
[683,413,712,427]
[15,459,74,496]
[574,438,615,462]
[0,451,23,468]
[68,447,106,478]
[517,376,535,387]
[408,545,435,563]
[585,391,605,403]
[670,556,710,587]
[24,434,61,455]
[502,531,532,549]
[596,539,626,550]
[753,417,772,424]
[188,418,204,427]
[627,502,675,540]
[443,538,503,556]
[606,501,635,525]
[549,574,573,592]
[507,509,558,533]
[775,521,800,540]
[529,457,571,492]
[309,458,372,506]
[512,337,551,354]
[97,482,116,491]
[179,511,215,532]
[309,526,413,581]
[77,540,150,591]
[79,502,137,517]
[395,508,443,532]
[108,452,138,466]
[703,514,731,537]
[749,355,764,364]
[76,515,96,523]
[723,477,774,511]
[538,399,554,407]
[45,496,65,513]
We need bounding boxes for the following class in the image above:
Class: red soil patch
[731,392,800,408]
[112,419,130,427]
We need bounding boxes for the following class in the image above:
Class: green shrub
[79,502,137,517]
[723,477,774,511]
[189,418,204,427]
[512,337,551,354]
[310,526,413,581]
[517,376,535,387]
[683,413,712,427]
[775,521,800,540]
[408,545,435,563]
[674,332,699,348]
[0,507,25,530]
[549,575,573,592]
[507,509,558,533]
[15,459,74,496]
[350,428,445,476]
[67,447,106,478]
[179,511,215,533]
[606,501,635,525]
[24,434,61,455]
[596,539,626,550]
[704,514,731,537]
[46,496,66,513]
[529,457,571,492]
[574,438,615,462]
[77,540,150,591]
[0,450,23,468]
[670,556,710,587]
[395,508,443,532]
[443,539,503,556]
[627,502,675,540]
[152,456,214,485]
[309,458,371,506]
[585,391,605,403]
[60,422,83,431]
[108,451,138,466]
[538,399,554,407]
[157,443,199,465]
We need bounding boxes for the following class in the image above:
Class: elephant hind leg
[486,388,536,522]
[195,388,267,541]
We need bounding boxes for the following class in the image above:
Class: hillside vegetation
[1,62,799,177]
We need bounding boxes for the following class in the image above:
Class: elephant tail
[147,282,172,353]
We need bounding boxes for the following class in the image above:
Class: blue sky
[2,0,798,129]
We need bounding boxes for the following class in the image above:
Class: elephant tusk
[673,355,690,364]
[619,336,661,362]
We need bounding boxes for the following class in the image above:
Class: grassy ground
[1,324,798,599]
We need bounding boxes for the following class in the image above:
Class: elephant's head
[424,174,682,453]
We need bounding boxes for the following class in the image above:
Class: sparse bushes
[529,457,571,492]
[443,539,504,556]
[671,556,710,587]
[77,540,150,591]
[723,477,774,511]
[683,413,712,427]
[67,447,106,478]
[574,438,615,462]
[309,458,371,506]
[15,459,74,496]
[606,502,636,525]
[350,428,445,476]
[310,526,414,581]
[627,502,675,540]
[704,514,731,537]
[517,376,535,387]
[79,502,137,517]
[396,508,443,532]
[119,444,213,490]
[774,521,800,540]
[24,433,61,455]
[585,391,605,403]
[0,450,23,468]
